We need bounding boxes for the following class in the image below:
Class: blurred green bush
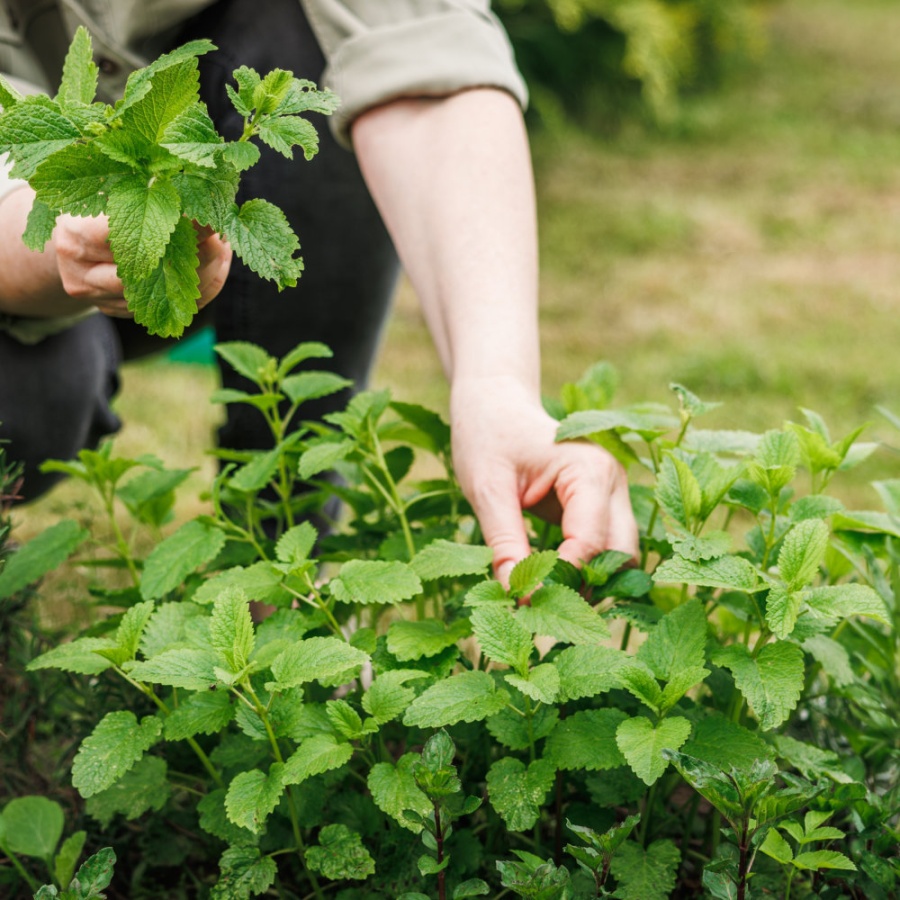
[495,0,768,128]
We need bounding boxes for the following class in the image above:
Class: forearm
[0,186,81,318]
[351,87,541,397]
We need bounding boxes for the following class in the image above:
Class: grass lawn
[17,0,900,627]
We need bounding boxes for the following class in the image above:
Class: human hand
[52,214,232,317]
[450,376,639,589]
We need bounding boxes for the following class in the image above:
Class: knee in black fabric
[0,317,121,503]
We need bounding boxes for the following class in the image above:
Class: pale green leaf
[403,670,508,728]
[140,519,226,600]
[193,562,289,608]
[656,454,703,529]
[765,585,802,639]
[362,670,429,724]
[486,704,559,751]
[464,580,511,607]
[517,583,610,645]
[555,644,629,700]
[682,715,775,772]
[800,634,854,687]
[330,559,422,606]
[805,583,890,625]
[307,824,375,880]
[0,796,63,859]
[556,407,677,441]
[281,370,351,406]
[0,519,88,599]
[297,438,355,479]
[509,550,558,597]
[225,763,285,834]
[53,830,86,890]
[712,641,804,730]
[173,166,239,228]
[616,715,692,785]
[545,709,628,771]
[224,198,303,288]
[164,689,235,740]
[471,605,533,672]
[85,755,169,827]
[411,540,494,581]
[115,600,156,661]
[256,114,319,160]
[608,839,681,900]
[653,554,762,592]
[213,845,276,899]
[26,636,116,675]
[0,95,80,178]
[22,197,58,250]
[210,588,255,674]
[617,663,664,713]
[269,636,368,689]
[487,757,556,831]
[160,102,223,167]
[792,850,857,871]
[660,664,710,710]
[120,57,201,142]
[636,598,708,680]
[368,755,432,832]
[505,663,560,704]
[129,648,219,690]
[779,519,829,591]
[30,143,129,217]
[282,734,353,786]
[56,27,98,106]
[228,447,281,493]
[71,711,162,798]
[386,618,470,661]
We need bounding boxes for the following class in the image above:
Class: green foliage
[0,28,336,337]
[6,340,899,899]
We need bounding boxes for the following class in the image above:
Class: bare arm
[351,88,638,585]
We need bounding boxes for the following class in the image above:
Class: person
[0,0,637,585]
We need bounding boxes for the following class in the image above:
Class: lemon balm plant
[2,338,898,899]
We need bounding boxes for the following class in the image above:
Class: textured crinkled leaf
[269,636,368,689]
[509,550,558,597]
[129,648,219,690]
[53,831,87,892]
[139,600,206,657]
[486,704,559,751]
[121,57,201,142]
[618,663,664,713]
[682,715,775,771]
[197,789,256,844]
[115,600,156,661]
[636,598,707,680]
[712,641,804,730]
[464,579,510,607]
[471,605,533,671]
[297,438,355,479]
[256,114,319,159]
[213,845,276,899]
[330,559,422,606]
[213,340,274,383]
[616,715,692,785]
[362,670,429,724]
[403,670,508,727]
[282,734,353,786]
[125,214,200,338]
[505,663,560,704]
[210,588,255,674]
[107,172,182,281]
[85,755,169,827]
[804,583,890,624]
[0,796,63,859]
[26,636,116,675]
[160,101,222,166]
[173,167,239,227]
[556,407,677,440]
[516,583,610,645]
[487,757,556,831]
[671,531,732,562]
[801,634,854,687]
[225,763,285,834]
[307,824,375,880]
[556,644,629,700]
[411,540,494,581]
[656,454,702,528]
[140,518,226,600]
[0,95,80,178]
[56,26,98,106]
[228,447,281,493]
[72,711,162,798]
[22,198,58,250]
[778,519,829,591]
[653,554,762,592]
[224,198,303,287]
[386,617,470,661]
[164,689,234,740]
[281,370,351,406]
[545,708,628,771]
[765,585,802,639]
[30,143,129,217]
[0,519,88,599]
[660,665,709,711]
[792,849,857,871]
[791,495,844,522]
[368,755,431,832]
[608,839,681,900]
[193,562,289,608]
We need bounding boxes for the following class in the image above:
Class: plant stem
[0,842,38,892]
[434,800,446,900]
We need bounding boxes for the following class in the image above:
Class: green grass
[19,0,900,596]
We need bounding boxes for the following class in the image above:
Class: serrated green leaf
[224,197,303,287]
[159,101,222,166]
[487,704,559,751]
[712,641,804,730]
[608,839,681,900]
[0,519,88,599]
[778,519,829,591]
[69,847,116,896]
[804,582,890,624]
[516,583,610,645]
[0,95,80,178]
[682,715,775,772]
[453,879,490,899]
[386,618,470,661]
[636,598,707,680]
[800,634,854,687]
[210,588,255,674]
[22,197,58,250]
[509,550,558,597]
[653,554,762,592]
[273,78,339,116]
[280,370,351,407]
[403,670,508,728]
[26,636,116,675]
[656,454,703,529]
[411,540,494,581]
[53,830,86,890]
[125,213,201,338]
[129,647,219,690]
[164,689,234,740]
[361,670,428,724]
[275,522,317,566]
[765,585,802,639]
[464,579,511,606]
[115,600,156,661]
[671,531,732,562]
[85,755,169,827]
[0,796,63,859]
[792,849,857,871]
[173,166,239,227]
[506,663,560,704]
[616,716,692,785]
[225,763,285,834]
[56,26,98,107]
[214,341,274,383]
[213,845,276,899]
[282,734,353,786]
[487,757,556,831]
[71,711,162,798]
[140,519,226,600]
[228,447,282,493]
[270,636,368,689]
[556,407,677,441]
[193,561,289,608]
[368,755,432,832]
[297,438,354,479]
[330,559,422,606]
[758,827,794,864]
[306,823,375,880]
[256,114,320,159]
[555,644,629,700]
[545,708,628,771]
[471,605,533,672]
[120,57,201,143]
[30,142,129,217]
[618,663,664,713]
